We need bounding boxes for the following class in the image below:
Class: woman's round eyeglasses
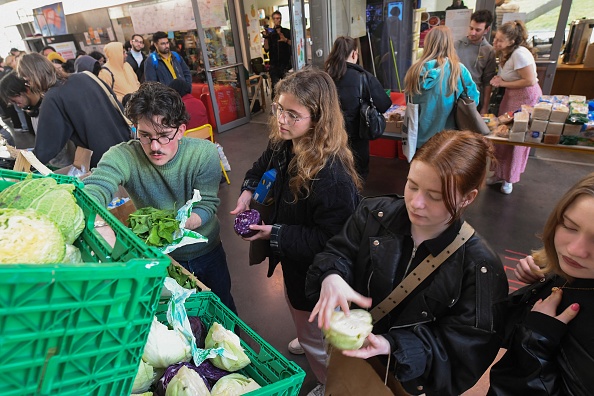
[271,102,311,126]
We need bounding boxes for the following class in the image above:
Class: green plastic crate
[155,292,305,396]
[0,169,170,396]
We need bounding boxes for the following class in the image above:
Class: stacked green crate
[0,169,170,396]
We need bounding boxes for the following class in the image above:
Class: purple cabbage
[233,209,261,238]
[153,361,230,395]
[189,316,206,348]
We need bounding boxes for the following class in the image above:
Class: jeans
[176,243,237,314]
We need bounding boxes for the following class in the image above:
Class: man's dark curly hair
[125,82,189,129]
[0,71,27,103]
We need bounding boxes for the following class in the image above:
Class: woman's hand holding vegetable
[532,287,579,325]
[309,274,372,330]
[242,224,272,241]
[342,333,391,359]
[230,190,253,215]
[515,255,544,284]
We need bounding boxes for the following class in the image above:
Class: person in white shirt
[488,20,541,195]
[126,34,147,82]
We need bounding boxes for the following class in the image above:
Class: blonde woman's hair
[404,26,461,96]
[269,67,362,201]
[16,53,66,94]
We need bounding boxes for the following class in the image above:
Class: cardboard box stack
[525,95,588,144]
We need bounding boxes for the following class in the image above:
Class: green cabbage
[205,322,250,372]
[64,244,82,263]
[131,359,155,394]
[142,317,192,368]
[0,208,65,264]
[323,309,373,350]
[0,177,84,244]
[165,365,211,396]
[210,373,261,395]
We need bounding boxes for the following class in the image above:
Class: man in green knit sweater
[83,82,236,313]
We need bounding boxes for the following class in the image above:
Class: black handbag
[359,72,387,140]
[454,79,490,135]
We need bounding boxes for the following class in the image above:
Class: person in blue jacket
[144,31,192,86]
[403,26,479,149]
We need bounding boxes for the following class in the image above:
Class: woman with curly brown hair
[231,68,362,395]
[489,20,541,194]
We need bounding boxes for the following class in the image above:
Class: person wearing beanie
[47,51,67,72]
[74,55,100,75]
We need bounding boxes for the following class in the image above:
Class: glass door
[191,0,250,132]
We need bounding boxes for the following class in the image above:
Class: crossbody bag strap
[101,66,115,89]
[82,71,133,128]
[359,72,364,104]
[370,221,475,323]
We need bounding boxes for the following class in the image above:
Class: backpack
[150,51,182,70]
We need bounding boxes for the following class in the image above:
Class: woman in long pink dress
[489,20,541,194]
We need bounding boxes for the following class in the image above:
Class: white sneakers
[501,181,513,194]
[307,383,325,396]
[288,337,305,355]
[487,175,514,194]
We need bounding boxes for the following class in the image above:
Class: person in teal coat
[404,26,479,148]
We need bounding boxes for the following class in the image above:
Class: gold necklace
[552,281,594,292]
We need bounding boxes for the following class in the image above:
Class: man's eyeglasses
[271,102,311,126]
[137,128,179,145]
[132,40,144,44]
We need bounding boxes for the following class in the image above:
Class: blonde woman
[403,26,479,148]
[231,68,362,396]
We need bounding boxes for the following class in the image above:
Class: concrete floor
[6,113,594,395]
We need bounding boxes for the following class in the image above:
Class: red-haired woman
[306,130,508,395]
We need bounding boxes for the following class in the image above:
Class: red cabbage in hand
[233,209,261,238]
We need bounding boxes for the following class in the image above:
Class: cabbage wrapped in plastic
[132,359,155,394]
[143,317,192,368]
[205,322,250,371]
[0,208,65,263]
[210,373,261,395]
[165,365,211,396]
[322,309,373,350]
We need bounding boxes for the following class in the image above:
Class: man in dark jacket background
[126,34,147,82]
[263,11,292,100]
[144,31,192,86]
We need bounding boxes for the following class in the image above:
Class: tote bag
[401,96,419,163]
[454,79,490,135]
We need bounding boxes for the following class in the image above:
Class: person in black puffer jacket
[325,36,392,180]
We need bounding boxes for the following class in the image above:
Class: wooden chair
[184,124,230,185]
